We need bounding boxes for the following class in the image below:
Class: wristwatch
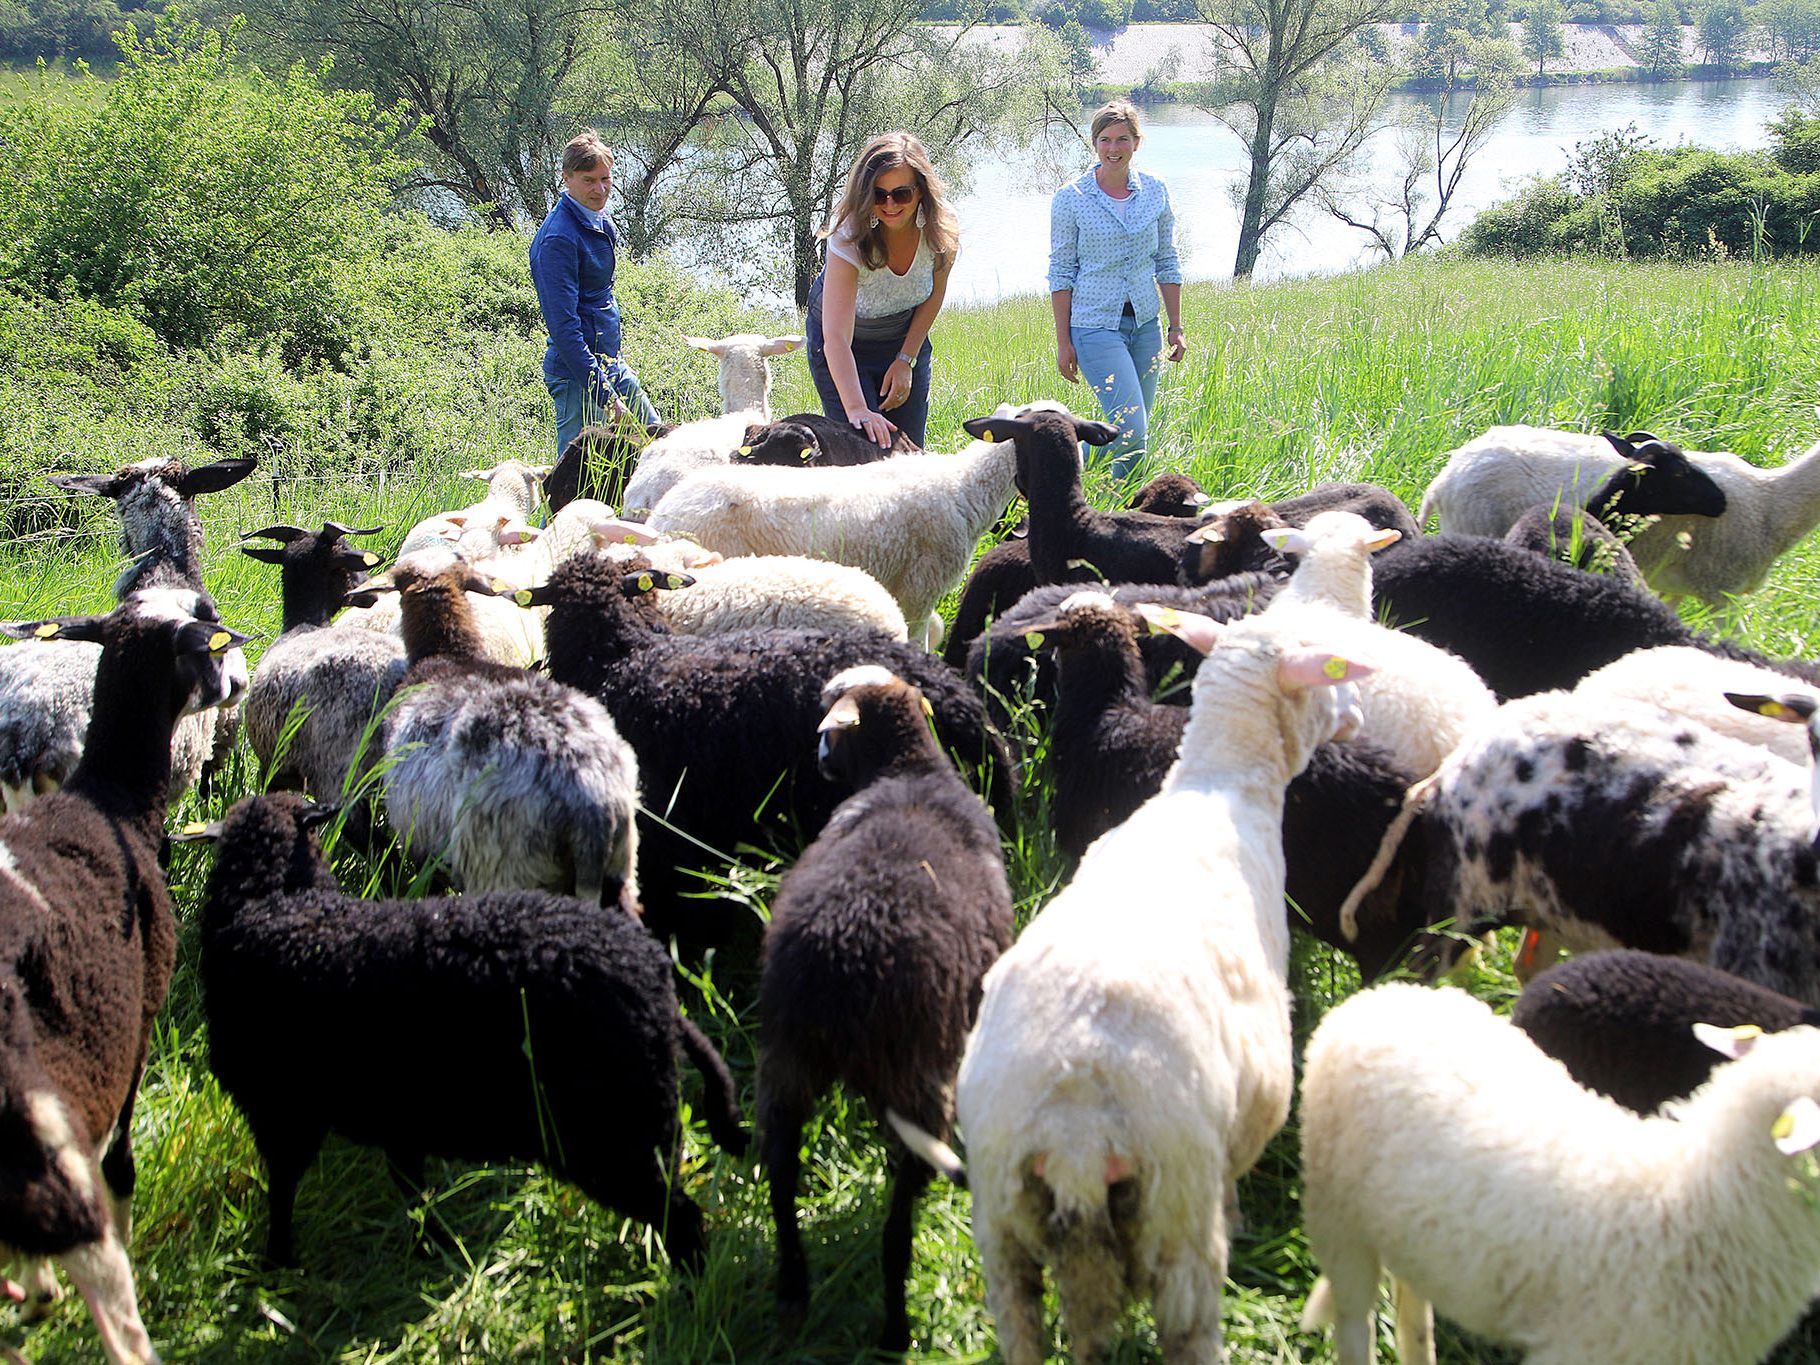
[896,350,917,368]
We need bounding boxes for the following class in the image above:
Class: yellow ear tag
[637,573,654,592]
[33,623,59,638]
[490,579,510,594]
[514,589,535,607]
[363,553,381,567]
[1023,631,1044,649]
[178,820,209,837]
[621,534,639,544]
[208,630,234,653]
[1775,1109,1797,1141]
[922,697,934,718]
[800,448,813,461]
[737,445,752,455]
[1734,1024,1764,1040]
[1323,656,1348,680]
[981,431,994,443]
[665,574,687,589]
[1760,701,1798,721]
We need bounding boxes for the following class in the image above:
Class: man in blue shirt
[529,131,661,456]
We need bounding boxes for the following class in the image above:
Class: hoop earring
[915,205,926,229]
[869,213,879,229]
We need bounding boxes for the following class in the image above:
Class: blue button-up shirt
[1048,167,1184,330]
[529,191,626,407]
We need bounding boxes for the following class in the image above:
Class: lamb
[758,668,1012,1350]
[1368,532,1820,700]
[546,420,674,514]
[1017,589,1423,976]
[1300,980,1820,1365]
[1344,686,1820,1003]
[943,470,1211,668]
[1179,482,1421,588]
[620,333,805,515]
[0,454,255,811]
[239,522,407,800]
[1419,423,1816,603]
[649,402,1038,650]
[0,585,250,1365]
[735,411,916,467]
[1257,510,1497,777]
[189,791,746,1268]
[953,601,1370,1364]
[358,548,641,902]
[521,552,1013,957]
[1513,949,1820,1114]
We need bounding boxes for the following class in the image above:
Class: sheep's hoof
[17,1281,60,1324]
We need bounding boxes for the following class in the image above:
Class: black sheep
[1369,533,1820,700]
[1178,484,1421,584]
[1019,590,1425,975]
[193,792,746,1267]
[758,669,1013,1351]
[1512,949,1820,1114]
[965,572,1282,739]
[544,419,676,514]
[523,553,1014,959]
[0,587,249,1361]
[943,470,1211,669]
[736,411,917,466]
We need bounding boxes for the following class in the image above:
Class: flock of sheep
[8,327,1820,1363]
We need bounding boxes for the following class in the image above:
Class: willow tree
[1198,0,1401,277]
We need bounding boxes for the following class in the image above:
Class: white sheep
[1301,980,1820,1365]
[1573,644,1814,766]
[648,402,1041,650]
[953,600,1371,1365]
[620,333,804,514]
[1260,510,1497,777]
[612,549,909,641]
[1419,423,1820,603]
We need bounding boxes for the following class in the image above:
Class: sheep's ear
[1278,648,1374,688]
[741,423,765,445]
[817,693,863,734]
[589,517,660,546]
[528,465,553,482]
[168,818,223,843]
[459,467,488,481]
[1365,527,1402,553]
[683,335,727,356]
[1693,1021,1764,1059]
[1773,1096,1820,1155]
[46,470,123,498]
[962,414,1031,444]
[1725,691,1817,725]
[621,569,693,597]
[240,544,287,565]
[177,456,258,497]
[460,566,499,597]
[1185,522,1224,545]
[1260,526,1311,555]
[760,335,805,356]
[510,584,554,610]
[1076,419,1119,447]
[494,519,541,547]
[178,622,253,657]
[241,524,309,544]
[0,614,107,644]
[1189,491,1212,506]
[1134,603,1222,655]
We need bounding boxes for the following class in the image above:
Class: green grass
[5,253,1820,1361]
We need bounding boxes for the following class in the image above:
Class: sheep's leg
[1153,1209,1226,1365]
[878,1150,934,1353]
[386,1149,454,1255]
[1391,1276,1435,1365]
[1310,1247,1383,1365]
[257,1123,325,1266]
[100,1071,145,1247]
[759,1091,812,1333]
[16,1257,61,1321]
[978,1230,1047,1365]
[61,1230,158,1365]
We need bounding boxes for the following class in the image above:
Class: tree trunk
[1233,90,1279,278]
[793,213,820,309]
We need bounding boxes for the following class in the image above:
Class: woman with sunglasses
[1050,99,1186,482]
[806,132,959,449]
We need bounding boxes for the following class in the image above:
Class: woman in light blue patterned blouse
[1049,100,1186,481]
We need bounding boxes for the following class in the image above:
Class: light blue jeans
[545,357,660,458]
[1071,314,1162,481]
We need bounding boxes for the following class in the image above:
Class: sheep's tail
[886,1109,967,1187]
[1339,771,1441,942]
[1416,484,1437,530]
[677,1017,748,1157]
[1301,1276,1338,1332]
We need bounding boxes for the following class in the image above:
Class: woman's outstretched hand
[848,407,898,448]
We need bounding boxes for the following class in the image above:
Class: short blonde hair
[1090,100,1142,144]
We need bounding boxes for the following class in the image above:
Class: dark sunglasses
[872,184,918,206]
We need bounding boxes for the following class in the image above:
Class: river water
[948,78,1795,303]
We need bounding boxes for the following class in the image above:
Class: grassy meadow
[5,253,1820,1362]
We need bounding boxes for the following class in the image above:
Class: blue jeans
[1071,315,1162,481]
[805,282,933,449]
[546,357,659,458]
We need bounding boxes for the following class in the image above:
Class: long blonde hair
[826,132,960,270]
